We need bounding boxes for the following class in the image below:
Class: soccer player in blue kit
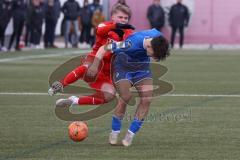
[87,28,170,146]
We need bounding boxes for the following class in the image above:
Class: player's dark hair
[111,4,132,19]
[151,36,170,61]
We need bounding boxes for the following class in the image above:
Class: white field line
[163,94,240,98]
[1,48,239,63]
[0,50,89,63]
[0,92,240,98]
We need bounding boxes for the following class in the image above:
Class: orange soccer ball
[68,121,88,142]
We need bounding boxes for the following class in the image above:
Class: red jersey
[92,21,132,54]
[85,21,133,76]
[62,22,133,90]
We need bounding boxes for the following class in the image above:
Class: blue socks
[111,116,144,134]
[111,116,122,132]
[128,118,144,134]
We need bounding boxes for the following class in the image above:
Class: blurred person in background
[8,0,27,51]
[61,0,81,48]
[29,0,45,49]
[89,0,103,44]
[147,0,165,31]
[0,0,13,52]
[169,0,189,49]
[91,8,105,46]
[89,0,103,15]
[79,0,92,48]
[24,0,32,47]
[44,0,61,48]
[116,0,129,7]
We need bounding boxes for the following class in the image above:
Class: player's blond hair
[111,4,132,19]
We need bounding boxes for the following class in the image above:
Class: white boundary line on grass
[0,92,48,95]
[0,50,89,63]
[0,92,240,98]
[1,49,239,63]
[163,94,240,98]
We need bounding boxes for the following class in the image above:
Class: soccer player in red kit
[48,4,134,107]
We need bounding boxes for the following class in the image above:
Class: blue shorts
[114,69,152,85]
[113,53,152,85]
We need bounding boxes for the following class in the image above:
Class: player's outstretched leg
[48,65,88,96]
[61,65,87,87]
[55,90,112,108]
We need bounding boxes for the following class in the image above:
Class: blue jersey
[111,28,162,63]
[110,28,162,85]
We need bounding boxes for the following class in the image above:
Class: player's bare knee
[101,83,116,102]
[104,92,115,102]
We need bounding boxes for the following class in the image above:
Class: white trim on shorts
[133,77,153,86]
[115,79,134,85]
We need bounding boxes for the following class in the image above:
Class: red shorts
[88,73,112,90]
[83,52,113,90]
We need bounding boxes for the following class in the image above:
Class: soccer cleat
[48,81,63,96]
[122,131,134,147]
[109,131,120,145]
[56,99,73,108]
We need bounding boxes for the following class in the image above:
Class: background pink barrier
[109,0,240,44]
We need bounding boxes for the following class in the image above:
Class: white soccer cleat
[48,88,55,96]
[48,81,63,96]
[56,99,73,108]
[122,131,134,147]
[109,131,120,145]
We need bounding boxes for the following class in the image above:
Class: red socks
[62,65,87,87]
[78,92,105,105]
